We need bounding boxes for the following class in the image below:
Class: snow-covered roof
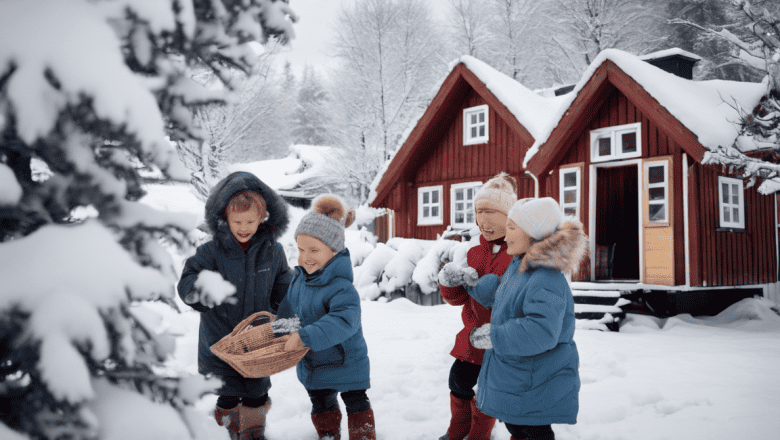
[524,49,768,168]
[638,48,703,61]
[454,56,567,140]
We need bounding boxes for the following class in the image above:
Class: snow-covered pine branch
[0,0,296,438]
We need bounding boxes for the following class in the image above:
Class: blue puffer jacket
[277,249,370,391]
[466,221,587,426]
[177,172,292,392]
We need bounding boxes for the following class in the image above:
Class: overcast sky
[275,0,450,77]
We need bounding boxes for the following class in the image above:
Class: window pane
[649,187,665,201]
[648,166,664,184]
[466,188,474,199]
[599,137,611,156]
[479,126,485,137]
[722,183,729,203]
[423,207,429,217]
[564,207,576,217]
[563,172,576,188]
[432,206,439,217]
[649,203,665,221]
[621,132,637,153]
[564,189,576,204]
[466,202,472,211]
[733,208,739,223]
[423,192,429,204]
[456,202,463,211]
[471,127,477,138]
[455,190,463,201]
[467,212,474,223]
[470,113,477,124]
[732,184,739,205]
[455,212,464,223]
[723,206,730,222]
[478,112,484,123]
[432,191,439,203]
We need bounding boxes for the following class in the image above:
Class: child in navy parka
[441,197,587,440]
[273,194,375,440]
[177,171,292,440]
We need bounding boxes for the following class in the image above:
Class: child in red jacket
[437,172,517,440]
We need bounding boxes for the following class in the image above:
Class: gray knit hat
[295,194,356,253]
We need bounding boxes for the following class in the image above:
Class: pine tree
[0,0,296,438]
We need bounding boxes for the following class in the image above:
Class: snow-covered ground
[141,181,780,440]
[155,296,780,440]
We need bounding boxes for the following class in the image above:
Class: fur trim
[312,194,355,227]
[519,220,588,274]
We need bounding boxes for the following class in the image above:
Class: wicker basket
[210,311,309,378]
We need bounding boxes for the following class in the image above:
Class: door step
[572,289,629,331]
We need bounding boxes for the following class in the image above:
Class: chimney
[639,48,701,80]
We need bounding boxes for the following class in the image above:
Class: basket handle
[228,311,276,338]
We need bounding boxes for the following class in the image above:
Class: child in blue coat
[273,194,375,440]
[178,172,292,440]
[440,197,587,440]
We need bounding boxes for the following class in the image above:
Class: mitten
[461,267,479,287]
[469,323,492,349]
[271,316,301,336]
[438,262,464,287]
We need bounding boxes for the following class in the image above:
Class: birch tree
[445,0,493,58]
[671,0,780,194]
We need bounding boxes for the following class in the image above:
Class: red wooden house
[370,49,778,316]
[368,56,562,241]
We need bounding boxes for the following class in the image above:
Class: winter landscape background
[1,0,780,439]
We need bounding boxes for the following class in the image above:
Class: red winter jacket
[439,235,513,365]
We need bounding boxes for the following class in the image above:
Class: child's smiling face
[505,219,532,256]
[227,209,263,243]
[297,233,336,274]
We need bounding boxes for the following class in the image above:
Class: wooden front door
[595,165,640,280]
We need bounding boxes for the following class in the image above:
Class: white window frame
[463,105,489,145]
[718,176,745,229]
[450,181,482,229]
[418,185,443,226]
[559,167,581,220]
[645,161,669,224]
[590,122,641,163]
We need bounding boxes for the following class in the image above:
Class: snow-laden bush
[0,0,296,438]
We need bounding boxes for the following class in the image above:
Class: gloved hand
[271,316,301,336]
[461,267,479,287]
[469,323,492,349]
[438,262,464,287]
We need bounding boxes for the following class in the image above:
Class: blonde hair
[225,190,267,219]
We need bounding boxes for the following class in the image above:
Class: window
[418,185,443,225]
[451,181,482,228]
[590,122,641,162]
[463,105,488,145]
[646,162,668,223]
[718,176,745,229]
[559,166,581,220]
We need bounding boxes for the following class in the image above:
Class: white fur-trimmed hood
[519,220,588,274]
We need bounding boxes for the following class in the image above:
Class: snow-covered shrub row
[348,226,481,301]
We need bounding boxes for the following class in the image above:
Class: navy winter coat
[277,249,371,391]
[177,172,292,393]
[466,221,587,426]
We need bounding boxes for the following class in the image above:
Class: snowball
[193,270,237,307]
[0,162,22,206]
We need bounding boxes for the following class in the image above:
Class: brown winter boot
[467,398,496,440]
[311,407,342,440]
[238,399,271,440]
[347,408,376,440]
[438,393,472,440]
[214,405,241,440]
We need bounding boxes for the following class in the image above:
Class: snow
[524,49,768,168]
[229,156,302,191]
[156,296,780,440]
[0,162,22,206]
[638,48,703,61]
[192,270,238,307]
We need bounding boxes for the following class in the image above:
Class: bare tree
[671,0,780,193]
[486,0,546,85]
[445,0,494,58]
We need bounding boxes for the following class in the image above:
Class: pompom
[488,172,517,196]
[312,194,354,226]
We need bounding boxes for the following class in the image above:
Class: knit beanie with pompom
[295,194,356,253]
[473,172,518,215]
[507,197,564,241]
